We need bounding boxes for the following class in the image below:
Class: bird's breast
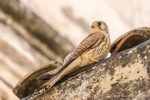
[84,35,109,61]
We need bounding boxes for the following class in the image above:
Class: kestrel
[38,20,110,89]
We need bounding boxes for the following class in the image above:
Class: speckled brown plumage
[22,21,110,100]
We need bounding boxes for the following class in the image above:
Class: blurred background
[0,0,150,99]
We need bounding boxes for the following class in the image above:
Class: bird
[38,20,110,90]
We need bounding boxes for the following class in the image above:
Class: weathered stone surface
[29,40,150,100]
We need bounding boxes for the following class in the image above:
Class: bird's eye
[98,22,101,25]
[91,25,94,28]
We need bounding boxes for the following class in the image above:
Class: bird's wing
[68,32,103,61]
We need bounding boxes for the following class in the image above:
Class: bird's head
[91,21,109,33]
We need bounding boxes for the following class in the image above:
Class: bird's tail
[37,64,65,80]
[40,60,79,88]
[40,69,65,89]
